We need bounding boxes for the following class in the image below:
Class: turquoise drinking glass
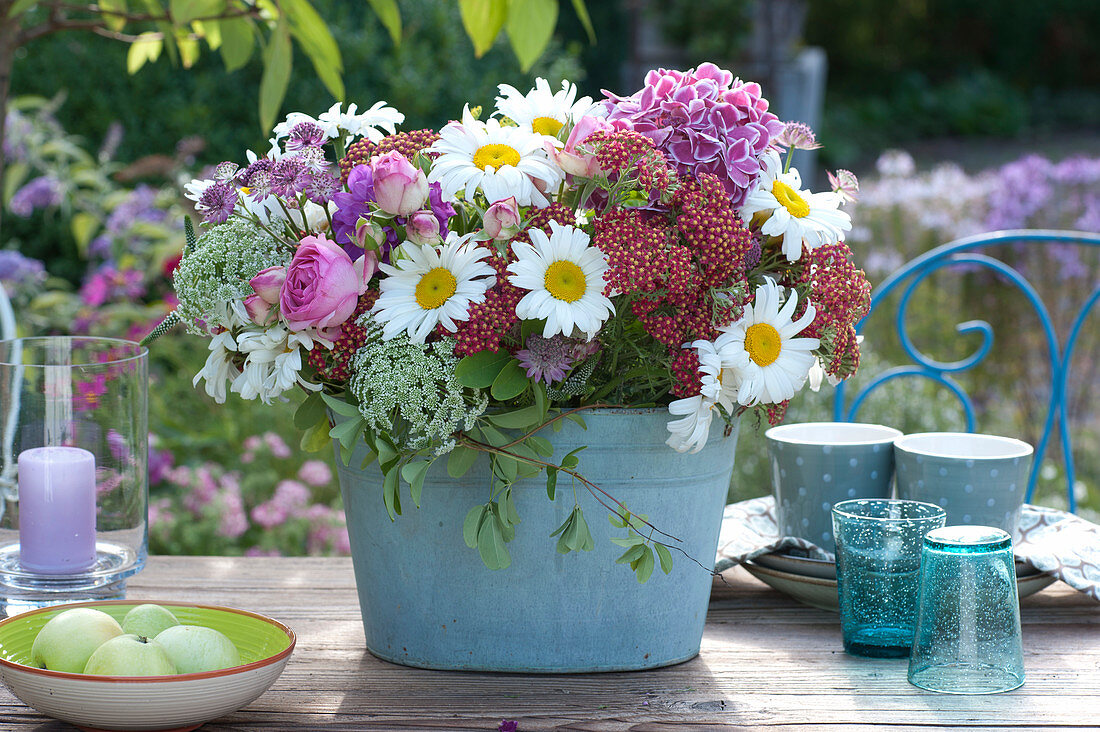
[832,499,947,658]
[908,525,1025,694]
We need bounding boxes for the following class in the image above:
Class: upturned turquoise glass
[832,499,946,658]
[908,525,1025,694]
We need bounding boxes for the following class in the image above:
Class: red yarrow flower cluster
[669,347,703,398]
[586,130,675,195]
[339,129,440,184]
[793,241,871,378]
[307,290,379,382]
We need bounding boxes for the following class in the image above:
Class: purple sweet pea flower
[331,164,376,256]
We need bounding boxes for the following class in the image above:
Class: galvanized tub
[335,408,738,672]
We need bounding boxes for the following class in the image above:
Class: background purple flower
[10,176,62,217]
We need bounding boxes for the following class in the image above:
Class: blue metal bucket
[335,408,738,672]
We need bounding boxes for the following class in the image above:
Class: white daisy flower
[495,78,595,139]
[507,221,614,340]
[740,150,852,262]
[371,233,497,343]
[713,278,820,406]
[429,106,563,207]
[664,340,740,454]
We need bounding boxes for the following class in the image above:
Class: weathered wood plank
[1,557,1097,730]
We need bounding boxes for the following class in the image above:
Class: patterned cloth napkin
[715,496,1100,602]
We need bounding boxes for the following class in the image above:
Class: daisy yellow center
[414,267,458,310]
[744,323,782,367]
[472,143,521,171]
[532,116,564,137]
[544,260,586,303]
[771,180,811,218]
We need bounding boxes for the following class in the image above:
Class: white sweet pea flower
[232,327,323,404]
[192,331,239,404]
[318,101,405,143]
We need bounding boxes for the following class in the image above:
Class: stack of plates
[743,551,1056,611]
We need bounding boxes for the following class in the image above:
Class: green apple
[31,608,124,673]
[121,604,180,639]
[154,625,240,674]
[83,634,177,676]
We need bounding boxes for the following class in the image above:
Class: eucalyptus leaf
[490,360,529,401]
[635,547,655,583]
[376,436,399,470]
[655,543,674,575]
[400,460,431,508]
[320,392,359,417]
[545,466,557,500]
[616,543,645,564]
[300,421,331,454]
[455,349,512,388]
[486,405,541,430]
[463,505,486,548]
[528,435,554,457]
[447,446,479,478]
[294,392,326,430]
[477,513,511,569]
[382,467,401,520]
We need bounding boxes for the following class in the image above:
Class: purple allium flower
[516,334,575,384]
[0,250,46,291]
[286,121,326,151]
[602,62,785,207]
[198,181,237,224]
[331,164,377,255]
[10,176,62,217]
[305,171,340,205]
[293,144,329,173]
[774,121,821,151]
[270,157,310,198]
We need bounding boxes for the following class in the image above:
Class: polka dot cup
[766,422,903,553]
[893,433,1033,543]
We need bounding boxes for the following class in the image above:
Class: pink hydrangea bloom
[602,62,785,206]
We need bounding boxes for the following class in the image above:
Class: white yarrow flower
[507,221,614,340]
[371,233,497,343]
[740,150,852,261]
[429,106,563,206]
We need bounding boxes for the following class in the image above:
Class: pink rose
[280,236,376,331]
[244,266,286,325]
[483,197,521,241]
[546,114,611,177]
[371,151,429,216]
[354,216,385,251]
[405,211,441,245]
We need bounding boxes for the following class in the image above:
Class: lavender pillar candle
[18,446,98,574]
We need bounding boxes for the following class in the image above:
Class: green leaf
[300,420,331,454]
[2,161,28,205]
[400,460,430,508]
[616,543,645,564]
[510,443,541,479]
[366,0,402,45]
[490,360,529,400]
[382,466,401,520]
[218,17,255,71]
[545,466,557,500]
[127,33,163,74]
[635,547,655,583]
[503,488,521,525]
[505,0,557,72]
[565,413,587,430]
[655,543,674,575]
[447,446,479,478]
[99,0,128,32]
[7,0,38,18]
[477,513,511,569]
[294,392,326,430]
[171,0,224,25]
[486,405,542,430]
[283,0,345,101]
[560,445,585,470]
[321,392,359,417]
[259,18,292,133]
[458,0,507,57]
[610,535,645,547]
[549,511,571,538]
[528,435,554,457]
[176,33,201,69]
[463,505,486,549]
[490,502,515,542]
[492,454,518,482]
[455,349,512,388]
[70,212,99,254]
[533,381,548,419]
[570,0,595,43]
[376,436,399,470]
[574,508,595,551]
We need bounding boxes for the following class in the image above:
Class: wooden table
[2,557,1098,730]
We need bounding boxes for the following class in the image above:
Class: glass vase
[0,337,148,616]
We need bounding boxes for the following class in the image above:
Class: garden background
[2,0,1098,558]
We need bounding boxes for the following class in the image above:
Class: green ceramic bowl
[0,600,295,732]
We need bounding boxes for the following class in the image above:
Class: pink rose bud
[249,266,286,305]
[547,114,610,177]
[371,151,429,216]
[244,293,276,326]
[405,211,441,245]
[280,236,373,332]
[355,216,385,251]
[483,197,521,241]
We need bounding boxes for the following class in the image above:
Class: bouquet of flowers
[156,63,870,579]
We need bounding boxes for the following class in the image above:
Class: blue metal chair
[834,229,1100,512]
